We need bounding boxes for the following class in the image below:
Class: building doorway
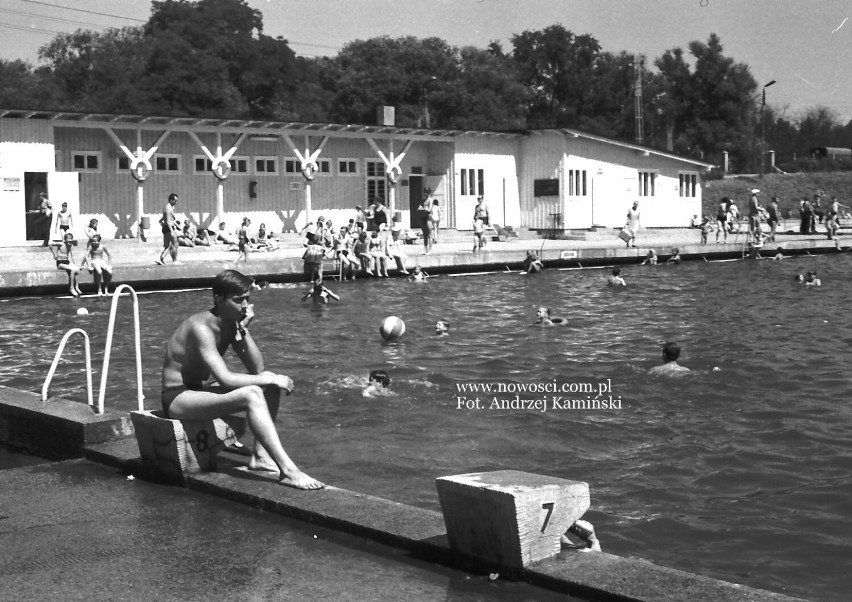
[408,175,427,229]
[24,172,48,242]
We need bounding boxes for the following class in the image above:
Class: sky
[0,0,850,122]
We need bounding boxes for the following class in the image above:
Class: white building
[0,109,712,245]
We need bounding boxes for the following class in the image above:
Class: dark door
[408,175,425,229]
[24,172,48,241]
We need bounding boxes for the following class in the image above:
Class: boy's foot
[70,289,79,297]
[154,259,164,265]
[172,260,183,265]
[280,471,324,490]
[400,270,410,275]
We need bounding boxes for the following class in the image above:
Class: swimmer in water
[523,250,544,273]
[536,307,567,326]
[804,270,821,287]
[408,266,429,281]
[362,369,391,397]
[666,247,681,264]
[560,519,602,552]
[641,249,657,265]
[647,341,691,376]
[301,278,340,304]
[435,320,450,336]
[772,247,784,261]
[608,267,626,287]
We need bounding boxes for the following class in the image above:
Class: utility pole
[760,79,776,178]
[634,54,645,145]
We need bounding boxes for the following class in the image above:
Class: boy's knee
[242,385,265,403]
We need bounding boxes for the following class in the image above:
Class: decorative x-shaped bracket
[282,135,329,181]
[103,128,172,182]
[366,138,413,183]
[188,132,247,180]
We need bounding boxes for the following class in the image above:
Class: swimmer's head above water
[661,341,681,363]
[536,307,566,325]
[435,320,450,335]
[369,369,390,387]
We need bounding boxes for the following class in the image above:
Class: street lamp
[420,76,437,128]
[760,79,776,178]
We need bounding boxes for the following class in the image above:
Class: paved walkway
[0,458,574,602]
[0,225,847,296]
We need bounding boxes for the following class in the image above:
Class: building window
[255,157,278,176]
[638,171,656,197]
[679,172,698,198]
[194,156,248,175]
[227,156,249,175]
[284,158,331,176]
[460,168,484,196]
[366,159,387,202]
[567,169,587,196]
[117,156,130,171]
[339,159,358,175]
[71,152,101,172]
[155,154,181,173]
[284,158,300,174]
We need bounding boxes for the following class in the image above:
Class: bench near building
[0,107,713,246]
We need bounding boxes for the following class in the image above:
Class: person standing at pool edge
[156,193,180,265]
[161,269,323,490]
[625,201,640,247]
[473,195,489,252]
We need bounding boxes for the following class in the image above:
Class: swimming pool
[3,255,851,601]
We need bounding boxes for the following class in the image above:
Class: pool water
[3,255,852,601]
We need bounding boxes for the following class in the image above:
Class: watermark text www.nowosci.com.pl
[454,379,623,412]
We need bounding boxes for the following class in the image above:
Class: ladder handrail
[98,284,144,414]
[42,328,94,408]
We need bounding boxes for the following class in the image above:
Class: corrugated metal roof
[535,128,716,169]
[0,108,713,167]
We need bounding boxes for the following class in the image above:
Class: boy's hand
[239,304,255,330]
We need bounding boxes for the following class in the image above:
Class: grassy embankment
[703,172,852,218]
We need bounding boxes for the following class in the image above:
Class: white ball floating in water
[76,307,89,316]
[379,316,405,341]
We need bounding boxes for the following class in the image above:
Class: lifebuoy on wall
[130,157,151,182]
[301,160,318,181]
[386,164,402,184]
[212,158,231,180]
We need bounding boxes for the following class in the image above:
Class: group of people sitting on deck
[49,222,114,297]
[301,213,411,282]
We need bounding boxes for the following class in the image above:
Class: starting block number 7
[541,501,555,532]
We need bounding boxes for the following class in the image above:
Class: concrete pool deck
[0,386,807,601]
[0,224,848,296]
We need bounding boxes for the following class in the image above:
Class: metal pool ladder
[42,284,144,414]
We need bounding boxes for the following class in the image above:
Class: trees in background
[0,0,849,167]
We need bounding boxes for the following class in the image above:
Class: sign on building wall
[2,177,21,192]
